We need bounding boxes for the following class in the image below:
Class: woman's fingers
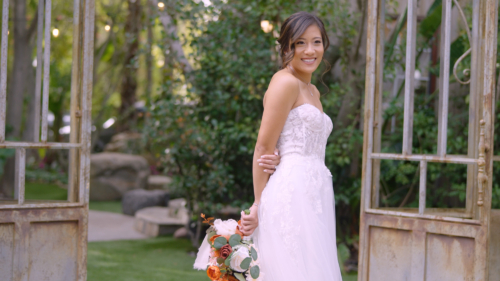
[259,163,276,169]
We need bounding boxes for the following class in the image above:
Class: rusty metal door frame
[0,0,94,208]
[358,0,498,280]
[0,0,94,279]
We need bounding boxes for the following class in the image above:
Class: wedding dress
[254,103,342,281]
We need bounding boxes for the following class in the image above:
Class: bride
[239,12,342,280]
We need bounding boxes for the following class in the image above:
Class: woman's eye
[315,40,322,44]
[296,41,305,45]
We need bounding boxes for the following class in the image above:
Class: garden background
[1,0,500,279]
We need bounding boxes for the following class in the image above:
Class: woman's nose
[305,43,314,54]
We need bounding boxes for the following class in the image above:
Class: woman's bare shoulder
[263,70,299,106]
[269,70,298,88]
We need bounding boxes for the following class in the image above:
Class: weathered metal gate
[0,0,94,280]
[359,0,498,280]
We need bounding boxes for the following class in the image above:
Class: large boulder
[122,189,169,216]
[104,131,142,153]
[90,153,150,201]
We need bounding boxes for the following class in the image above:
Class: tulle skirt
[254,154,342,281]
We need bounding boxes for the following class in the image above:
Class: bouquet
[194,212,262,281]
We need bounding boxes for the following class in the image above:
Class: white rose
[213,219,238,237]
[229,246,250,272]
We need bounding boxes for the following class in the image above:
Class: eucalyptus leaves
[198,213,262,281]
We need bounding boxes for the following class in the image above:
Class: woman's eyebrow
[298,37,322,40]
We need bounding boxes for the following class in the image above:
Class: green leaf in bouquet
[213,236,228,249]
[224,252,233,266]
[229,234,242,247]
[217,257,225,264]
[234,272,246,281]
[220,268,227,274]
[250,265,260,279]
[207,231,216,244]
[250,246,258,261]
[244,209,251,215]
[240,257,252,270]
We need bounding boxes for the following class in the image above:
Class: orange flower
[210,234,221,244]
[212,249,221,258]
[217,274,235,281]
[235,226,244,239]
[207,266,221,280]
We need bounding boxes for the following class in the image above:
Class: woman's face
[289,24,324,75]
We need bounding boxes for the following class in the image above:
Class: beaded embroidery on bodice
[276,103,333,161]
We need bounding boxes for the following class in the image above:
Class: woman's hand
[257,148,281,174]
[240,204,259,236]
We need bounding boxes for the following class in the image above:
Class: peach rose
[210,234,230,244]
[235,227,244,239]
[218,274,238,281]
[212,249,221,258]
[207,266,221,280]
[210,235,222,244]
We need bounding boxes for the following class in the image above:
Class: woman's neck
[288,65,312,84]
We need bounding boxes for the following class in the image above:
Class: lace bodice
[276,103,333,161]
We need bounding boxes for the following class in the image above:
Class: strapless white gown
[254,103,342,281]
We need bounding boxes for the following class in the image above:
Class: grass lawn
[89,200,122,213]
[25,182,123,213]
[25,182,67,200]
[88,236,206,281]
[26,183,359,280]
[88,236,358,281]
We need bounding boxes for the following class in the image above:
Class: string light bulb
[158,2,165,10]
[52,28,59,37]
[260,20,273,33]
[104,25,111,32]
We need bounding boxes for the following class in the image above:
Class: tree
[0,0,37,197]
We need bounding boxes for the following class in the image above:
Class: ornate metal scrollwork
[477,120,487,206]
[452,0,472,85]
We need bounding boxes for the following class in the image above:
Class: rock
[90,153,150,201]
[147,175,172,190]
[173,227,189,239]
[104,131,142,153]
[122,189,169,216]
[134,198,189,237]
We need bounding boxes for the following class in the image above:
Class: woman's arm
[240,73,299,235]
[258,148,281,174]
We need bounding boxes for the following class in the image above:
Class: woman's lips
[301,58,317,65]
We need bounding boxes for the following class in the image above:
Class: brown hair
[277,12,330,69]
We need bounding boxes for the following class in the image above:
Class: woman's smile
[301,58,317,65]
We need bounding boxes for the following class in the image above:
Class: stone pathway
[88,210,148,242]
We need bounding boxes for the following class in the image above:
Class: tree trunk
[146,2,153,105]
[333,0,368,178]
[118,0,141,132]
[0,0,37,197]
[149,0,193,76]
[7,0,30,139]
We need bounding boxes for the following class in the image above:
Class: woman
[240,12,342,280]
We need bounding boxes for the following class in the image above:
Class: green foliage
[0,149,15,178]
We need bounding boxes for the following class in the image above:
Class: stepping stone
[134,199,189,237]
[147,175,172,190]
[88,210,148,242]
